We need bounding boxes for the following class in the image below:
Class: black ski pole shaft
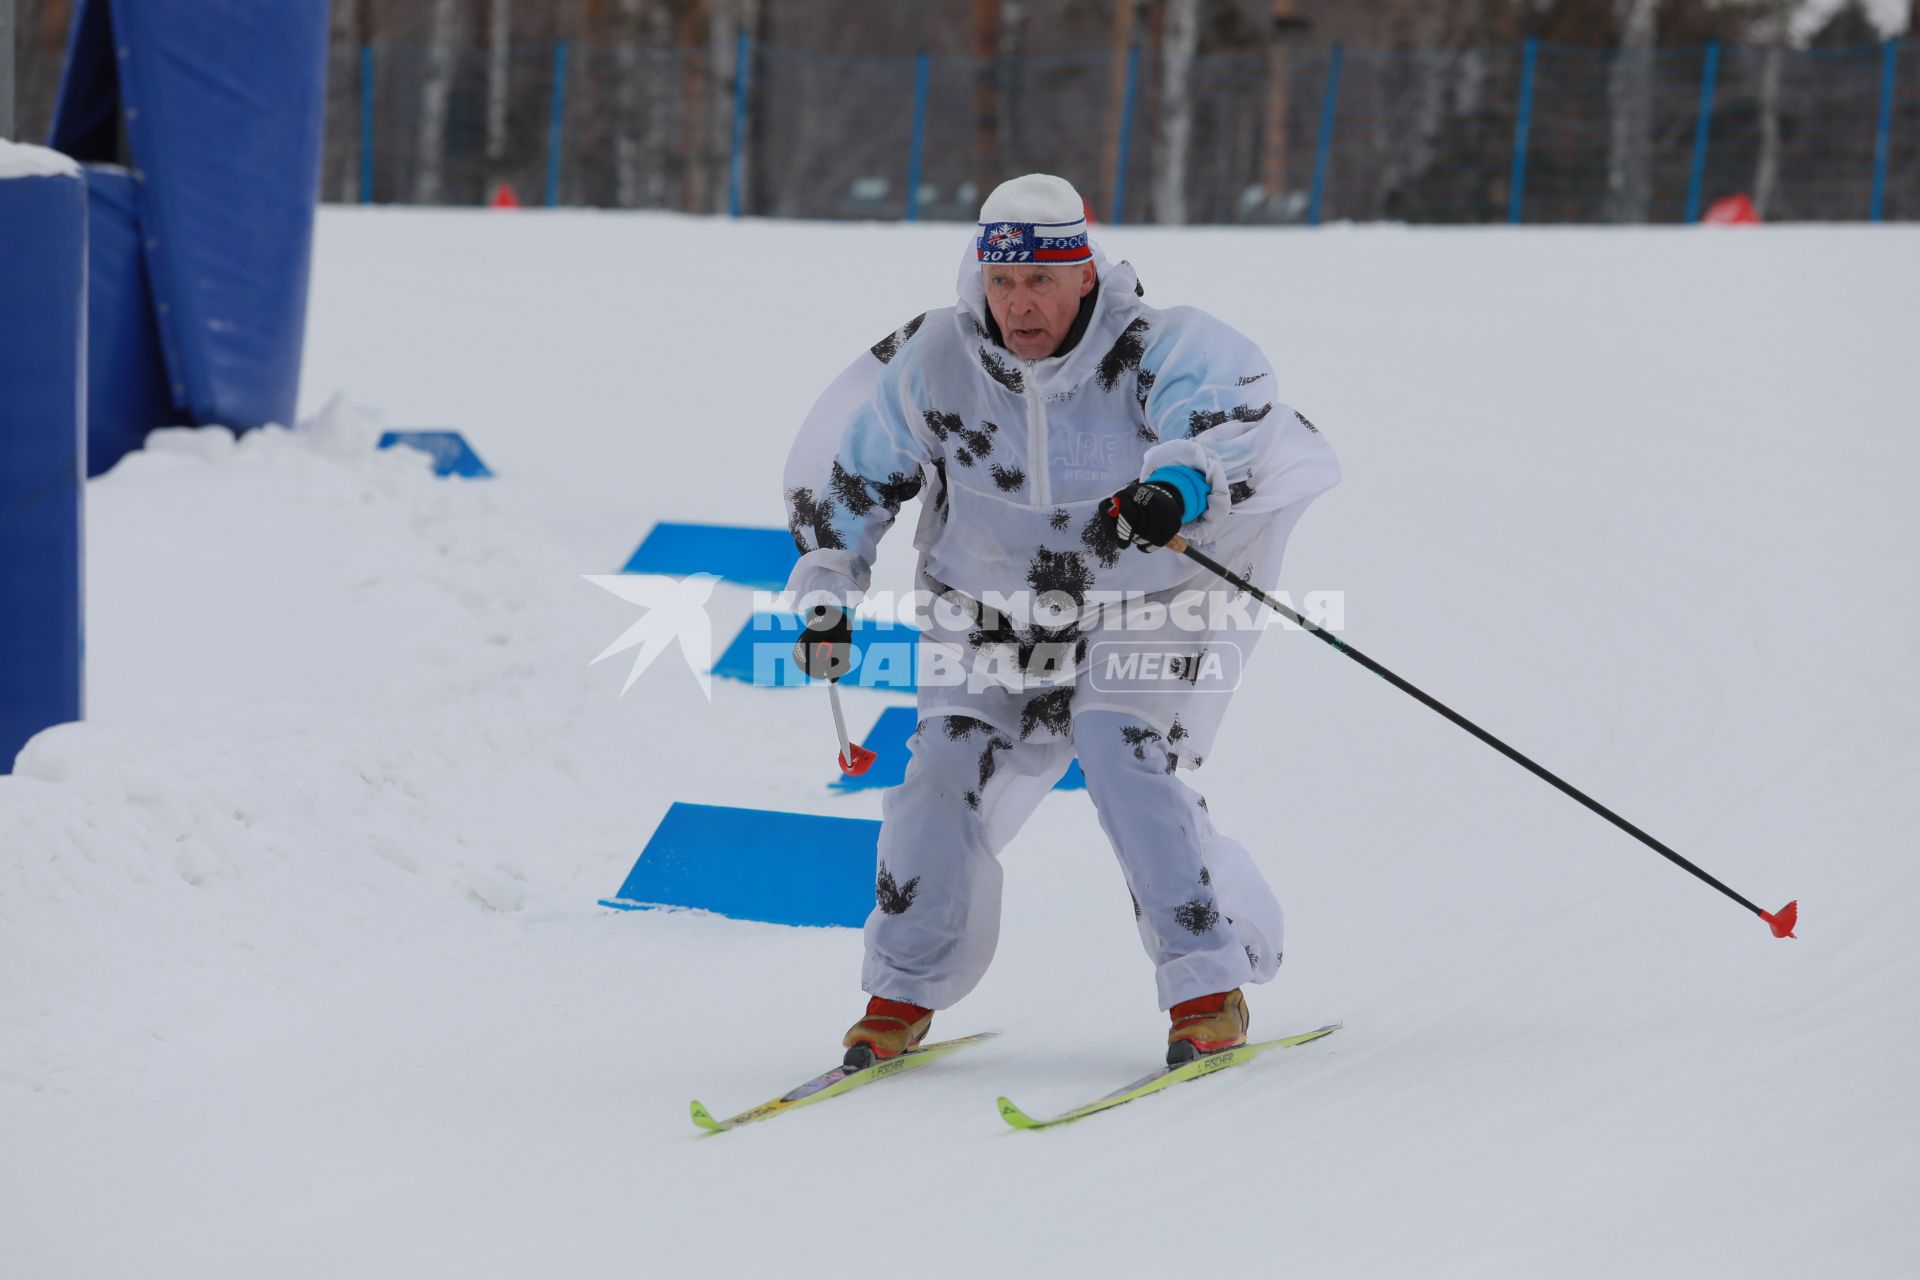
[1167,534,1796,938]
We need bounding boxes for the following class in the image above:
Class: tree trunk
[413,0,463,205]
[705,0,757,215]
[1154,0,1198,225]
[639,0,674,208]
[1260,0,1306,219]
[1605,0,1658,222]
[1754,38,1784,218]
[996,0,1027,183]
[614,0,645,207]
[971,0,1000,202]
[485,0,512,177]
[1101,0,1139,219]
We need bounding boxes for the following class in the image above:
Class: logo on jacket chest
[1050,426,1135,485]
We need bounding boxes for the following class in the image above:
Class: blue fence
[17,31,1919,223]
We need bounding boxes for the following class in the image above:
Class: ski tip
[996,1095,1040,1130]
[1760,900,1798,939]
[690,1100,726,1133]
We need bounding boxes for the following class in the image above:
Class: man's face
[982,263,1098,361]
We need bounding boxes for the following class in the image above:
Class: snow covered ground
[3,210,1916,1278]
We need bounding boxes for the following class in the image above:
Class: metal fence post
[1308,45,1343,226]
[728,30,753,218]
[1111,43,1141,224]
[1871,38,1898,222]
[2,0,16,139]
[905,51,931,221]
[545,41,568,208]
[359,45,375,204]
[1684,40,1721,223]
[1508,37,1538,225]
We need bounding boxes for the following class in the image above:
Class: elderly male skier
[783,174,1340,1068]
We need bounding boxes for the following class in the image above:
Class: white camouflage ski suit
[783,240,1340,1010]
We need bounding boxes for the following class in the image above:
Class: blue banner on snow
[622,522,799,591]
[601,802,876,928]
[378,431,494,478]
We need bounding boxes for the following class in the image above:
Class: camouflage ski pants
[862,708,1285,1011]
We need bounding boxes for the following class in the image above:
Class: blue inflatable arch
[49,0,330,472]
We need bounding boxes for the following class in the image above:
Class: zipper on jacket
[1023,367,1050,507]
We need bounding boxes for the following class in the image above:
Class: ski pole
[1166,534,1797,939]
[823,665,876,777]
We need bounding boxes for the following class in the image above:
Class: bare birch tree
[1753,0,1790,217]
[484,0,512,182]
[1605,0,1658,222]
[413,0,463,204]
[1153,0,1198,225]
[614,0,646,206]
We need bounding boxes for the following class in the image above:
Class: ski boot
[842,996,933,1070]
[1166,989,1248,1065]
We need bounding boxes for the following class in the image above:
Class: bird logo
[582,572,722,699]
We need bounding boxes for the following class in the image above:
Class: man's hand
[793,605,854,681]
[1105,481,1187,551]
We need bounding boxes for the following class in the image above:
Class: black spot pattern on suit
[1095,318,1151,392]
[966,605,1019,656]
[1199,865,1211,886]
[991,464,1025,492]
[1174,898,1221,936]
[1049,508,1071,530]
[1196,794,1208,812]
[1167,717,1188,744]
[980,349,1024,393]
[955,419,998,460]
[1120,724,1163,761]
[786,486,844,552]
[955,448,974,467]
[924,409,959,441]
[942,716,991,742]
[1236,372,1270,386]
[1294,409,1321,434]
[1189,402,1274,436]
[1135,367,1157,409]
[1020,686,1074,739]
[1027,547,1093,609]
[1246,945,1260,970]
[830,461,877,517]
[873,470,925,509]
[1080,506,1127,570]
[1229,479,1256,506]
[1132,891,1142,920]
[876,861,921,915]
[964,790,980,810]
[977,733,1015,789]
[869,312,926,364]
[928,457,949,521]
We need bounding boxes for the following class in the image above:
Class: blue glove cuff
[1146,464,1210,523]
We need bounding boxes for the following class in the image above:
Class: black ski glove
[1105,480,1186,551]
[793,605,854,681]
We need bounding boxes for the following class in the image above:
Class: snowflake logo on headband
[986,223,1026,251]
